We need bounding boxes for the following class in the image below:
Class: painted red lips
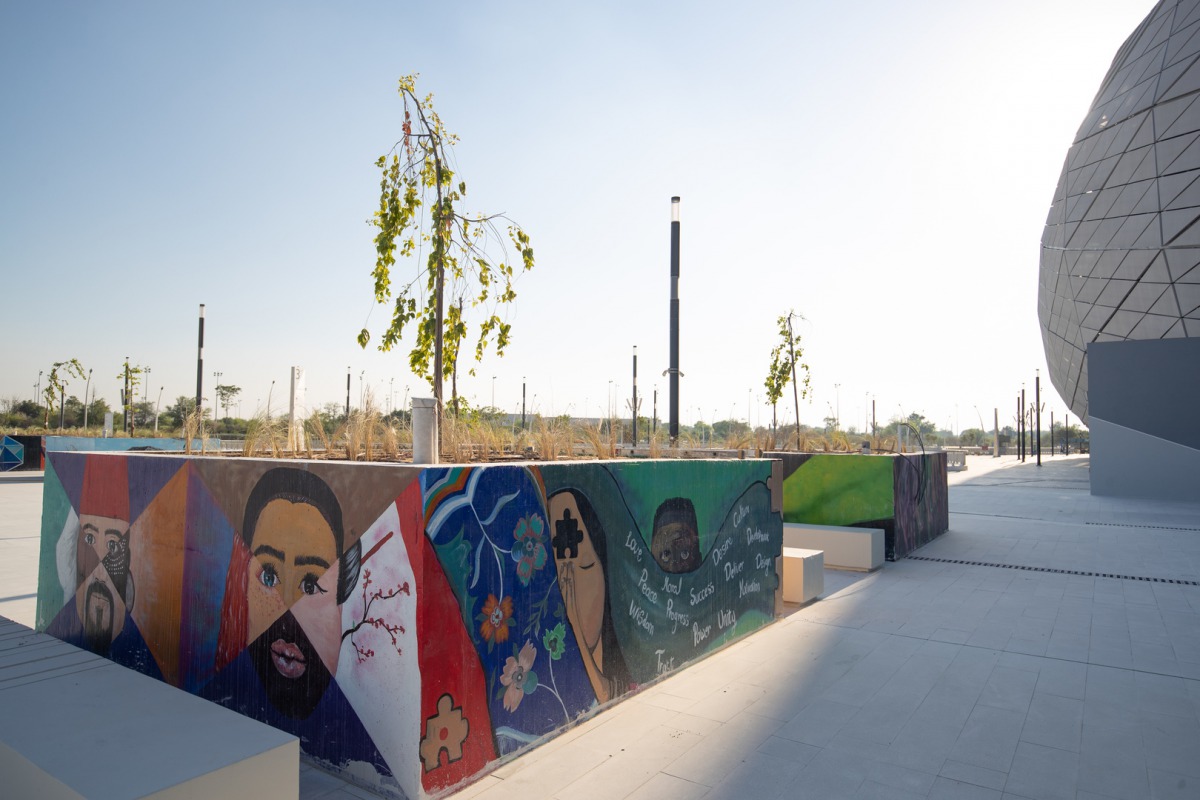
[270,639,307,679]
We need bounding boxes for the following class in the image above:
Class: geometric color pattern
[0,436,23,471]
[1040,0,1200,419]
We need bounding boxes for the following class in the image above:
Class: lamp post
[144,367,151,402]
[667,195,682,445]
[35,370,42,404]
[491,375,496,410]
[154,386,163,434]
[522,377,527,430]
[213,371,223,419]
[83,369,93,430]
[632,346,638,446]
[834,383,841,430]
[1035,370,1042,467]
[267,380,276,418]
[345,367,351,417]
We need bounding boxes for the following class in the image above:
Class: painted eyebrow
[82,523,99,533]
[294,555,330,569]
[253,544,286,561]
[104,528,126,539]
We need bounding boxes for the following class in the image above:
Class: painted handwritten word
[745,527,770,545]
[662,574,681,596]
[739,577,761,598]
[717,608,738,630]
[637,568,659,603]
[755,552,774,572]
[732,503,750,528]
[692,620,712,646]
[655,649,676,675]
[712,536,734,565]
[689,582,715,606]
[624,531,643,562]
[628,599,655,635]
[723,559,745,581]
[665,598,690,634]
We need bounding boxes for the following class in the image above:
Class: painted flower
[512,514,548,586]
[542,621,566,660]
[500,640,539,712]
[478,594,514,644]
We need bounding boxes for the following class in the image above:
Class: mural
[36,454,781,799]
[772,452,948,560]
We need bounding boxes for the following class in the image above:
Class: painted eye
[300,575,325,596]
[107,540,118,555]
[259,564,279,589]
[84,532,95,545]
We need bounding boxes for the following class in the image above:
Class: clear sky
[1,0,1156,432]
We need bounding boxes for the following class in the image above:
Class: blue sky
[1,1,1156,431]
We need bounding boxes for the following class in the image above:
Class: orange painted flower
[478,594,514,644]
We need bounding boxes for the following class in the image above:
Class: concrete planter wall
[767,452,948,560]
[36,453,782,799]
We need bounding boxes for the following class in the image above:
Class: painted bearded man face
[76,513,131,653]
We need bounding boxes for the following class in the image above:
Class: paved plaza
[4,454,1200,799]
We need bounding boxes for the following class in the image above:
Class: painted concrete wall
[768,452,948,560]
[36,454,781,799]
[1089,338,1200,501]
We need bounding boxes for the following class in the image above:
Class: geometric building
[1040,0,1200,499]
[1039,0,1200,421]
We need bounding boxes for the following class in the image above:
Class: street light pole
[632,346,638,446]
[1035,370,1042,467]
[155,386,163,434]
[83,369,93,430]
[834,383,840,430]
[196,304,205,413]
[213,371,223,418]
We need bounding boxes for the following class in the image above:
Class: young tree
[214,384,242,419]
[43,359,86,428]
[763,311,811,448]
[361,73,535,434]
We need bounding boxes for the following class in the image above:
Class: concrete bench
[783,523,884,572]
[781,547,824,604]
[0,616,298,799]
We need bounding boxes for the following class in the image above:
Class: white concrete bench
[781,547,824,604]
[0,616,298,799]
[783,523,884,571]
[946,450,967,471]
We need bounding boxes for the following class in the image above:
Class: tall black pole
[1065,413,1070,455]
[653,388,658,435]
[668,196,681,445]
[196,304,205,413]
[1035,372,1042,466]
[124,358,131,435]
[522,377,526,430]
[1017,394,1022,460]
[345,367,351,417]
[632,345,638,446]
[1050,410,1055,457]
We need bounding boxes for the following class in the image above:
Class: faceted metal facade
[1040,0,1200,419]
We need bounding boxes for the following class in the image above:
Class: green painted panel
[782,454,893,525]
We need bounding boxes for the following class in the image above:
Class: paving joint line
[906,555,1200,585]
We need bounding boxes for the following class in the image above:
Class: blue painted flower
[512,513,548,585]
